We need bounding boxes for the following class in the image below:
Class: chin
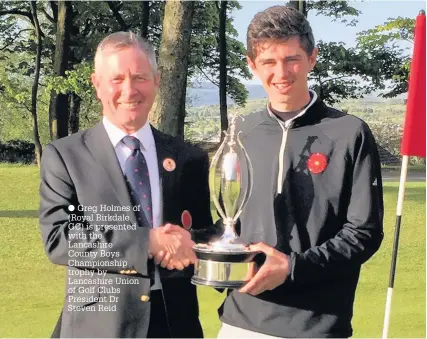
[271,94,291,105]
[130,117,148,128]
[121,113,141,124]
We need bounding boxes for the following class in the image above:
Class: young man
[217,6,384,338]
[39,32,215,338]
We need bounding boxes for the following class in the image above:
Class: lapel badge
[181,210,192,230]
[163,158,176,172]
[307,153,328,174]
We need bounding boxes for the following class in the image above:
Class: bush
[0,140,35,164]
[368,121,403,158]
[368,121,425,166]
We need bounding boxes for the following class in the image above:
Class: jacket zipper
[270,91,319,195]
[277,120,293,195]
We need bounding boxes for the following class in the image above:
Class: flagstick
[382,155,409,338]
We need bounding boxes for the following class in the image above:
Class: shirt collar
[267,89,318,125]
[102,116,155,150]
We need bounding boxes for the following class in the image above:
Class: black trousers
[147,290,171,338]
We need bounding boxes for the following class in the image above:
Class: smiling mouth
[120,102,141,109]
[273,82,293,89]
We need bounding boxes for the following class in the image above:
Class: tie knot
[122,136,141,150]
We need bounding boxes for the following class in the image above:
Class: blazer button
[140,295,150,302]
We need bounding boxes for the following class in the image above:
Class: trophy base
[191,275,246,289]
[192,245,260,289]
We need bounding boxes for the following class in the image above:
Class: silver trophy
[192,115,260,288]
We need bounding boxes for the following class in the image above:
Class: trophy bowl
[192,242,260,288]
[192,116,260,289]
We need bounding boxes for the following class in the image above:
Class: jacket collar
[262,90,329,128]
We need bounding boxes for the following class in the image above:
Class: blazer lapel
[152,127,178,221]
[84,122,139,225]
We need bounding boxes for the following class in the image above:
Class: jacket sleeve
[39,144,150,276]
[180,150,221,243]
[290,122,384,284]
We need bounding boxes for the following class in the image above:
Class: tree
[357,17,415,98]
[187,1,251,142]
[357,17,415,46]
[286,0,408,104]
[29,1,43,166]
[0,0,251,144]
[189,1,250,107]
[306,1,361,26]
[0,2,48,161]
[1,1,166,152]
[368,120,403,157]
[48,1,72,140]
[50,1,166,134]
[288,0,361,25]
[149,1,195,137]
[310,41,404,104]
[218,0,228,136]
[287,0,307,17]
[140,1,150,39]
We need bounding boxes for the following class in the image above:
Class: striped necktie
[122,135,153,227]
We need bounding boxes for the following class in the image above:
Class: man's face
[248,37,317,110]
[91,47,159,132]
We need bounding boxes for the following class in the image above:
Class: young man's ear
[247,56,257,77]
[308,47,318,71]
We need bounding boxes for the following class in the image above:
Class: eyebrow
[110,72,150,78]
[258,55,303,63]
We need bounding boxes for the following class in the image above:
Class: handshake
[148,223,199,271]
[147,221,290,296]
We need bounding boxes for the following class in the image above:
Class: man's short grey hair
[94,31,157,75]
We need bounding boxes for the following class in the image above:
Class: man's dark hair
[247,6,315,60]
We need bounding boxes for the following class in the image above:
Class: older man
[39,31,215,338]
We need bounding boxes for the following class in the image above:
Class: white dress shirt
[103,116,162,289]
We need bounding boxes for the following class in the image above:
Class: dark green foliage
[357,17,415,98]
[189,1,251,106]
[0,140,34,164]
[311,41,407,104]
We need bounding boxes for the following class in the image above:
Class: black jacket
[219,93,384,338]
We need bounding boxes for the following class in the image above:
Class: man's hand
[148,224,196,270]
[239,242,290,296]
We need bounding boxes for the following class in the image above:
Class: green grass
[0,165,425,338]
[382,164,426,172]
[352,182,425,338]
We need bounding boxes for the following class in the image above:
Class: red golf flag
[401,12,426,158]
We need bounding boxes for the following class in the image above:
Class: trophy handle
[232,131,253,223]
[209,133,228,221]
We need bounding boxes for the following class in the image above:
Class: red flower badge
[181,210,192,230]
[307,153,328,174]
[163,158,176,172]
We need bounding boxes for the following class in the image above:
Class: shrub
[0,140,35,164]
